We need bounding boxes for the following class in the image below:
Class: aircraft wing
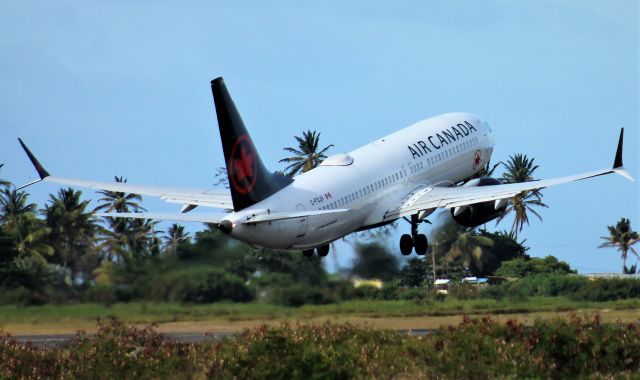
[384,128,633,221]
[96,212,227,223]
[17,139,233,210]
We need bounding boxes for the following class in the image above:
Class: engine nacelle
[451,177,507,228]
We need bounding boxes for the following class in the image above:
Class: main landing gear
[400,214,429,256]
[303,245,330,258]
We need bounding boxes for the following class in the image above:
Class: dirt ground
[3,308,639,336]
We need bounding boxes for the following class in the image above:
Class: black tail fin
[211,77,292,211]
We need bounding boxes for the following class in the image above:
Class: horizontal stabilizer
[244,208,349,223]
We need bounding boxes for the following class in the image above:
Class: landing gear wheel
[400,234,413,256]
[302,249,314,257]
[414,234,428,256]
[317,245,330,257]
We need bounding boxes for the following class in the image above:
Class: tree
[0,188,37,234]
[0,164,11,188]
[279,130,334,177]
[599,218,639,274]
[213,166,230,188]
[0,189,53,263]
[432,219,494,276]
[350,242,399,281]
[163,223,190,254]
[42,188,100,282]
[474,159,500,178]
[94,176,146,214]
[495,255,575,278]
[477,229,529,275]
[11,215,53,264]
[254,249,327,285]
[398,257,431,287]
[496,154,548,238]
[94,176,149,260]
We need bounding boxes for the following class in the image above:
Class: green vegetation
[599,217,639,274]
[1,147,639,317]
[495,255,575,278]
[3,297,640,327]
[495,153,548,238]
[2,316,640,379]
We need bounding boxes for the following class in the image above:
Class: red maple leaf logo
[229,135,257,194]
[233,146,255,181]
[473,150,482,169]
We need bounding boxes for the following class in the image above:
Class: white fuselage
[222,112,494,249]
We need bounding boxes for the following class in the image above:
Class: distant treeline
[2,172,637,307]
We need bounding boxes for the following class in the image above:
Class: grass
[2,297,640,334]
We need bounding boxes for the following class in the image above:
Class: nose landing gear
[399,214,429,256]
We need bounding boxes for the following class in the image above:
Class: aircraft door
[295,203,308,238]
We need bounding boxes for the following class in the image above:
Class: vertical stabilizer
[211,77,292,210]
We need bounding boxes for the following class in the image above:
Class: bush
[496,255,576,278]
[351,285,380,299]
[265,284,328,307]
[397,287,430,301]
[571,278,640,302]
[379,280,401,300]
[181,272,254,303]
[3,316,640,378]
[79,285,119,306]
[482,274,588,300]
[125,267,253,303]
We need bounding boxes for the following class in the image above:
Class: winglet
[611,128,634,181]
[613,128,624,169]
[18,138,50,179]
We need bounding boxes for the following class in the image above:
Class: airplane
[18,77,633,257]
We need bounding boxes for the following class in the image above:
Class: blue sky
[1,1,637,273]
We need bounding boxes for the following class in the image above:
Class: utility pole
[432,242,437,281]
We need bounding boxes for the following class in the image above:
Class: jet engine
[450,177,508,228]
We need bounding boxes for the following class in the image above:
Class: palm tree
[432,219,495,276]
[163,223,190,254]
[599,218,639,273]
[0,164,11,188]
[12,216,54,264]
[94,176,146,213]
[0,188,37,234]
[42,188,99,281]
[94,176,147,261]
[0,188,53,264]
[495,154,548,238]
[125,218,160,256]
[279,130,334,177]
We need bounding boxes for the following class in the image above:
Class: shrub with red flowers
[2,315,640,379]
